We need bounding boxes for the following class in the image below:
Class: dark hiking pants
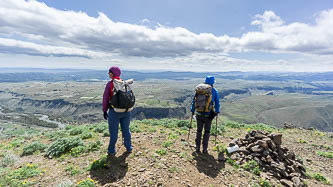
[195,115,212,151]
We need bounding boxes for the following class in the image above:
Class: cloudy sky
[0,0,333,72]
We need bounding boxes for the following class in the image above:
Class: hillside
[0,119,332,186]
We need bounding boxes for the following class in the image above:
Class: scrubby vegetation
[0,119,332,186]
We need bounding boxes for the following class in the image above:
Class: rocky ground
[0,119,332,187]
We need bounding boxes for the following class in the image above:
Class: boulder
[257,140,269,149]
[270,133,282,146]
[251,145,264,152]
[291,177,302,187]
[280,179,293,187]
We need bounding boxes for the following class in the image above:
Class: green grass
[258,178,272,187]
[226,158,239,169]
[224,120,277,133]
[298,139,307,144]
[242,160,261,176]
[212,144,227,153]
[156,149,167,156]
[162,140,174,148]
[311,173,330,184]
[65,165,82,176]
[0,164,41,187]
[316,151,333,158]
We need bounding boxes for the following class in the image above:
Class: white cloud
[0,0,332,71]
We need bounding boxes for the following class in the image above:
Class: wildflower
[88,178,95,183]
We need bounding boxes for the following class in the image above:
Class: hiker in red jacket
[102,66,132,156]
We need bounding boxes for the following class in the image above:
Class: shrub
[243,160,261,175]
[88,156,107,171]
[168,133,178,140]
[70,146,87,157]
[46,130,68,141]
[22,142,47,156]
[130,122,142,133]
[45,137,84,158]
[212,145,227,153]
[65,165,81,176]
[80,132,93,140]
[176,120,189,128]
[0,164,40,186]
[226,158,239,169]
[316,151,333,158]
[16,164,41,179]
[156,149,167,156]
[298,139,307,144]
[93,124,108,133]
[0,152,19,167]
[312,173,330,184]
[225,121,243,128]
[244,123,276,133]
[77,178,95,187]
[87,140,103,152]
[259,178,272,187]
[162,141,174,148]
[57,179,74,187]
[65,125,74,130]
[210,125,225,136]
[10,138,25,148]
[69,128,83,136]
[103,130,110,137]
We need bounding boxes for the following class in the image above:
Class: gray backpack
[194,83,213,112]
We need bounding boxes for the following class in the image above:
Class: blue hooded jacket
[191,76,220,115]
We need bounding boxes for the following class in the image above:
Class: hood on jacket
[205,75,215,85]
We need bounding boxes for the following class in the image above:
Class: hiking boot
[195,147,201,153]
[202,149,208,154]
[126,149,132,154]
[107,152,116,157]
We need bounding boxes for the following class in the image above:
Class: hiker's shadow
[90,152,130,185]
[192,151,225,178]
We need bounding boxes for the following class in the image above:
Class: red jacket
[102,76,120,112]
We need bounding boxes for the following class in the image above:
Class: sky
[0,0,333,72]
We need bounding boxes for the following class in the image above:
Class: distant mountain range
[1,68,333,82]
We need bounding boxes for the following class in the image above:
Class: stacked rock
[228,130,306,187]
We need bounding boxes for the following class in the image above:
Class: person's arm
[213,88,220,113]
[102,81,111,113]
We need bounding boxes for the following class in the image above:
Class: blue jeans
[107,109,132,154]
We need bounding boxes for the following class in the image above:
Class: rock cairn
[283,122,296,129]
[228,130,306,187]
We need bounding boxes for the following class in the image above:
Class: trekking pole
[215,114,218,146]
[187,114,193,141]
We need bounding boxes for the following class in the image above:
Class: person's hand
[103,112,108,120]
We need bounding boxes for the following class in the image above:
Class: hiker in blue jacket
[191,75,220,154]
